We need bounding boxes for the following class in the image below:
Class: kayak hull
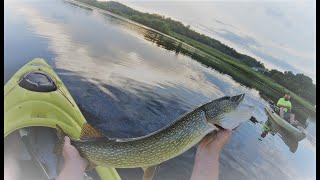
[4,58,121,180]
[265,107,305,138]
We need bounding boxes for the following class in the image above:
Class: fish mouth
[230,93,245,104]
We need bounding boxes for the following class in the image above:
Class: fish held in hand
[55,93,254,179]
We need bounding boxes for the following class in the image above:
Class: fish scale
[57,93,254,169]
[72,109,213,168]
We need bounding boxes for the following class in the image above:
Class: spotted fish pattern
[72,109,213,168]
[58,94,248,168]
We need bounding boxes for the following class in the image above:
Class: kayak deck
[4,58,85,137]
[4,58,121,180]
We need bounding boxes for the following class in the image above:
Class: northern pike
[56,93,254,179]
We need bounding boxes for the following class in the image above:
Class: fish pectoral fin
[142,165,158,180]
[80,122,108,140]
[86,161,98,171]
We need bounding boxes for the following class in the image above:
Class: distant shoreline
[65,0,316,118]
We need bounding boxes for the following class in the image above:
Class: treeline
[265,70,316,105]
[75,0,265,69]
[74,0,316,107]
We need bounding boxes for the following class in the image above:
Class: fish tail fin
[54,124,69,155]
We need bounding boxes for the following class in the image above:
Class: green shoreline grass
[170,33,315,113]
[69,0,315,118]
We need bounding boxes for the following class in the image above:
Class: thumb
[64,136,71,146]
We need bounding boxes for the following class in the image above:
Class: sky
[104,0,316,82]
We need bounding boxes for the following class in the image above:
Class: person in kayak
[56,129,232,180]
[276,93,297,125]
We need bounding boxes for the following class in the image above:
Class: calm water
[4,0,316,179]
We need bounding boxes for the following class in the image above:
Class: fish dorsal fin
[114,108,208,142]
[113,116,189,142]
[80,122,106,140]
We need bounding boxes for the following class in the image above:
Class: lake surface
[4,0,316,179]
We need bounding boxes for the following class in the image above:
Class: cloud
[213,19,237,29]
[17,2,226,100]
[215,29,261,49]
[250,48,303,73]
[265,7,284,18]
[116,0,315,82]
[264,6,292,27]
[192,24,308,76]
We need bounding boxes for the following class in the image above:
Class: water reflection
[259,118,306,153]
[4,0,316,179]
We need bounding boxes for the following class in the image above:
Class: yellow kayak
[4,58,121,180]
[265,107,305,138]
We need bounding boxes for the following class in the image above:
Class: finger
[199,133,213,146]
[203,129,231,150]
[199,132,217,148]
[210,129,231,145]
[221,129,231,138]
[222,129,231,135]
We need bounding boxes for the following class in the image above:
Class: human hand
[57,136,89,180]
[62,136,88,171]
[190,129,232,180]
[197,129,232,154]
